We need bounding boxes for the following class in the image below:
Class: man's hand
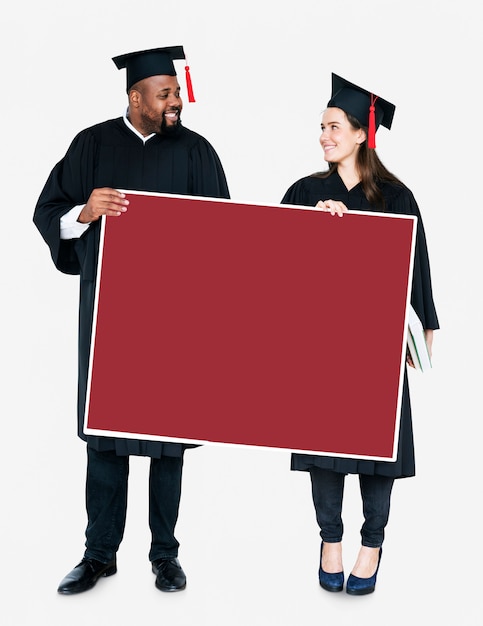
[78,188,129,223]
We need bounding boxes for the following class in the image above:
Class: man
[33,45,230,594]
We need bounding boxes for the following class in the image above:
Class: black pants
[84,446,183,564]
[309,467,394,548]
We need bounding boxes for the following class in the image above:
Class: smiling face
[128,74,183,136]
[319,107,366,166]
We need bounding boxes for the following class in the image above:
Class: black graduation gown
[34,118,230,458]
[281,171,439,478]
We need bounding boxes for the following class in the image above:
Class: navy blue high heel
[346,547,382,595]
[319,542,344,592]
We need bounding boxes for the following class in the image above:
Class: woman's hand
[316,199,348,217]
[424,329,434,358]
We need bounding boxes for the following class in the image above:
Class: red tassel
[185,64,195,103]
[368,94,378,149]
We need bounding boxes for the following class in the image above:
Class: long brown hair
[313,112,404,210]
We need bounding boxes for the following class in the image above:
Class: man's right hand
[77,188,129,223]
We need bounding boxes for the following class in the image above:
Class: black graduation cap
[327,73,395,149]
[112,45,195,101]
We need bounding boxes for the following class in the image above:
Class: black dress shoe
[57,557,117,594]
[152,557,186,591]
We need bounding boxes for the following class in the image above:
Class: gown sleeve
[280,178,312,207]
[189,136,230,199]
[390,186,439,330]
[33,130,97,275]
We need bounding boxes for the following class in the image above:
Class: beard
[160,112,182,135]
[138,107,182,136]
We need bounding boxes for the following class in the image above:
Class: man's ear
[129,89,141,108]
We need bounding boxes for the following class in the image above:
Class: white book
[407,304,432,372]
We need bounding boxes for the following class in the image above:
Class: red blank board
[84,192,416,460]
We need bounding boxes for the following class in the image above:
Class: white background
[1,1,481,624]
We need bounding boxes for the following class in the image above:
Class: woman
[281,74,439,595]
